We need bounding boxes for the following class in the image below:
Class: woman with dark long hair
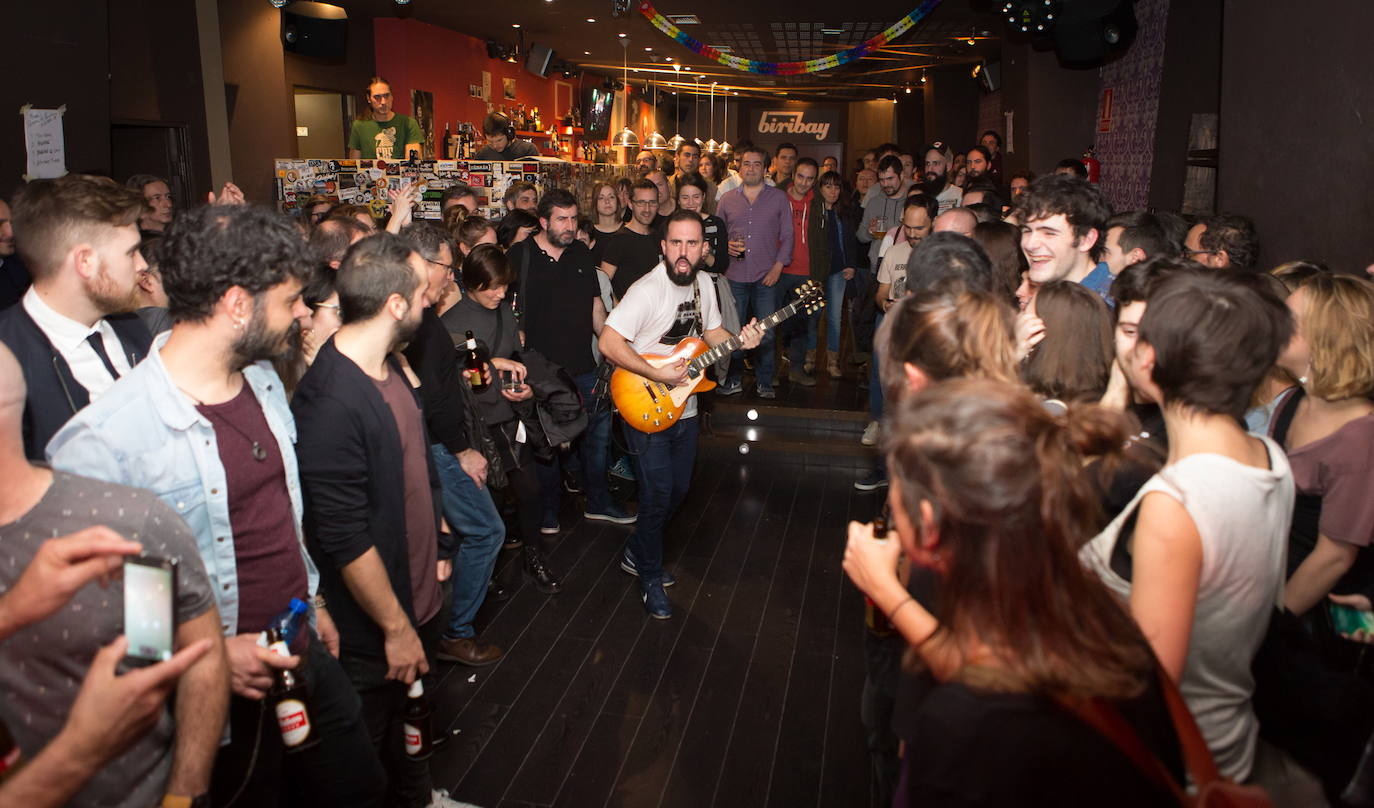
[972,219,1026,308]
[845,378,1182,805]
[441,244,562,593]
[818,170,862,378]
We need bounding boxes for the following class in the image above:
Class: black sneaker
[853,469,889,491]
[641,580,673,620]
[619,548,676,587]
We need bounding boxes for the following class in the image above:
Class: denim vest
[47,333,318,638]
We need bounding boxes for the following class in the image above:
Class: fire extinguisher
[1081,145,1101,183]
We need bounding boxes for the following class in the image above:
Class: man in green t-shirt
[347,78,423,160]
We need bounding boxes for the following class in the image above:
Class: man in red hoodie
[778,157,829,386]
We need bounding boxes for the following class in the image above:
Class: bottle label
[275,699,312,747]
[268,639,290,659]
[404,723,424,756]
[0,744,19,774]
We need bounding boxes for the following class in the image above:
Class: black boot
[524,546,562,594]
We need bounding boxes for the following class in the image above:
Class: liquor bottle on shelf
[441,121,452,159]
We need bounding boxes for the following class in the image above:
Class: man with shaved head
[0,175,154,459]
[0,338,227,808]
[933,207,977,238]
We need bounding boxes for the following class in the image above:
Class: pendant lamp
[719,95,732,157]
[703,83,720,154]
[645,77,668,149]
[612,39,639,149]
[666,64,686,150]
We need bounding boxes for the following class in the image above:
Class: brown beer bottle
[863,508,896,637]
[403,679,433,760]
[266,628,319,753]
[462,331,489,392]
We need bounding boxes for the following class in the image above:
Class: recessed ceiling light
[512,23,521,28]
[584,50,591,54]
[644,46,652,51]
[586,17,595,22]
[617,32,626,38]
[665,56,672,61]
[683,66,691,71]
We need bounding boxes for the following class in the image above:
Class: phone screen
[124,557,176,663]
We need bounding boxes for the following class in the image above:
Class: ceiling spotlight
[269,0,289,7]
[905,85,912,94]
[921,70,927,84]
[644,46,652,51]
[618,32,627,38]
[586,17,595,22]
[584,50,591,55]
[511,23,521,28]
[1004,0,1059,35]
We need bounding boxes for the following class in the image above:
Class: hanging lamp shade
[703,139,720,154]
[645,132,669,150]
[719,140,732,158]
[667,133,687,150]
[613,127,640,148]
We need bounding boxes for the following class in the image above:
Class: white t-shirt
[1080,437,1293,781]
[936,184,963,213]
[876,240,914,302]
[604,263,722,419]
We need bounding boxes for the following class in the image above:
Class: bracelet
[313,593,327,611]
[887,597,916,621]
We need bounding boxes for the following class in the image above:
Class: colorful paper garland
[637,0,944,76]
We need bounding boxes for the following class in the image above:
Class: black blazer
[0,255,31,311]
[291,338,444,687]
[0,304,152,459]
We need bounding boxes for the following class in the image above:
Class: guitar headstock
[794,279,827,314]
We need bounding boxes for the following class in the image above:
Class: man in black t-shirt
[600,179,663,300]
[509,189,634,529]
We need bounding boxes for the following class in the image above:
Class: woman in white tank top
[1080,270,1296,781]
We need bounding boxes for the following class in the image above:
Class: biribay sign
[753,108,841,143]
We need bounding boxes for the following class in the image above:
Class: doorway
[293,88,350,158]
[111,122,192,208]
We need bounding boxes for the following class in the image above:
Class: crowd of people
[0,120,1371,808]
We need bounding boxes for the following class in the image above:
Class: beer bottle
[863,508,896,637]
[403,679,433,760]
[462,331,489,392]
[266,628,319,753]
[0,718,21,781]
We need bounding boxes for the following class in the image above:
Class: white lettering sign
[756,110,832,142]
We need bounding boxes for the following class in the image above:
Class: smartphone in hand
[123,555,178,665]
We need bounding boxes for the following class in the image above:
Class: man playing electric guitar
[599,210,764,619]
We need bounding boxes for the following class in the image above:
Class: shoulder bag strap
[1270,386,1304,447]
[1055,691,1190,805]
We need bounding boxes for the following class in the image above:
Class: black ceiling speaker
[282,1,348,60]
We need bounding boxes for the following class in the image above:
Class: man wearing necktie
[0,175,152,459]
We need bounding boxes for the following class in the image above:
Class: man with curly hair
[48,204,388,807]
[0,175,153,459]
[1185,212,1259,270]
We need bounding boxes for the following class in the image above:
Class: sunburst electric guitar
[611,279,825,434]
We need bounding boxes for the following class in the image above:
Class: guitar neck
[689,299,803,373]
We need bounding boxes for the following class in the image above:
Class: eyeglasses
[314,303,341,312]
[427,258,456,276]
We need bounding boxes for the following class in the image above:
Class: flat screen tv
[584,87,614,139]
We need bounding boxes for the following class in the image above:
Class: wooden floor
[428,371,884,808]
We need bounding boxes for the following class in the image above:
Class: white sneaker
[429,788,483,808]
[861,420,880,446]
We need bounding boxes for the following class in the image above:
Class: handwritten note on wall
[22,105,67,180]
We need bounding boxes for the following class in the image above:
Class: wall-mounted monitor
[584,87,615,139]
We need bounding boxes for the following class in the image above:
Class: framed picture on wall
[503,77,517,101]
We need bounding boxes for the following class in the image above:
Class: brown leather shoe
[437,636,504,667]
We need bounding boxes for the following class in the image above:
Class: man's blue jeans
[535,369,614,518]
[869,311,885,421]
[429,443,505,639]
[623,416,698,586]
[726,279,779,390]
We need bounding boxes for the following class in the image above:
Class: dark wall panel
[0,2,111,193]
[1219,0,1374,272]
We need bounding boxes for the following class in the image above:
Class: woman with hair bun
[845,379,1183,806]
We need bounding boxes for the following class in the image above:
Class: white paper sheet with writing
[22,105,67,180]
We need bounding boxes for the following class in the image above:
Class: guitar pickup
[642,382,659,402]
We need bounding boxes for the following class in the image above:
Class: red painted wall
[374,18,609,142]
